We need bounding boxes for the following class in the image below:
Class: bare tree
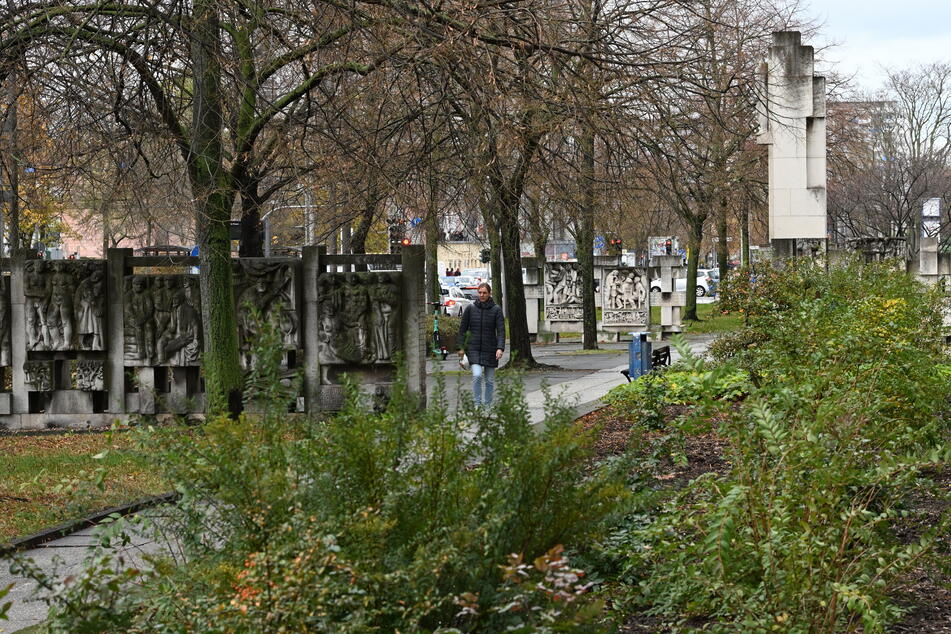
[828,64,951,251]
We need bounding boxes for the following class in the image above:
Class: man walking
[457,282,505,406]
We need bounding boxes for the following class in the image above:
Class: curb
[0,492,179,558]
[573,398,607,421]
[0,427,133,438]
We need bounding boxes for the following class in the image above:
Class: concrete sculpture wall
[0,245,425,430]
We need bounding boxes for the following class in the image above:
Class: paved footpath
[432,333,716,426]
[1,334,715,632]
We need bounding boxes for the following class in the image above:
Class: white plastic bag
[459,355,470,371]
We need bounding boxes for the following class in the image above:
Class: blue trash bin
[627,331,652,380]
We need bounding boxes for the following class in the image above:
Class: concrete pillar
[302,245,324,412]
[400,245,426,406]
[137,366,155,414]
[107,249,132,414]
[758,31,827,248]
[920,236,939,280]
[168,368,189,413]
[649,255,685,337]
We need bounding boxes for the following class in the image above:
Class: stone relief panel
[24,260,106,352]
[544,262,583,321]
[124,275,202,366]
[545,305,583,321]
[601,267,649,327]
[316,272,402,366]
[233,260,299,369]
[0,275,9,366]
[23,360,54,391]
[73,360,105,391]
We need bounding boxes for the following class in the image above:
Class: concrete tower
[757,31,827,254]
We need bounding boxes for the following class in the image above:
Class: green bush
[439,314,461,340]
[24,317,625,632]
[603,352,750,430]
[605,260,951,632]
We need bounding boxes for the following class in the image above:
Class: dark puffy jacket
[458,299,505,367]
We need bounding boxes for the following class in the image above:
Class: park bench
[619,341,670,382]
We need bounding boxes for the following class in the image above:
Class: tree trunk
[716,195,729,273]
[533,235,547,263]
[425,188,440,305]
[578,127,597,350]
[684,218,703,321]
[192,0,242,416]
[237,187,264,257]
[2,79,19,250]
[350,176,380,256]
[494,130,542,367]
[498,191,534,366]
[485,209,503,307]
[741,193,750,267]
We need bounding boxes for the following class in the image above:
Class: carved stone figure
[317,272,402,365]
[545,263,582,307]
[22,260,105,352]
[125,275,156,363]
[601,267,649,328]
[368,273,401,362]
[0,276,10,366]
[234,261,299,369]
[153,276,175,345]
[158,287,201,366]
[74,360,105,391]
[74,264,105,350]
[46,261,76,349]
[336,274,373,363]
[23,361,53,391]
[24,260,51,350]
[123,275,199,366]
[603,268,648,310]
[316,276,342,364]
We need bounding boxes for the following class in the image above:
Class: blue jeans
[471,364,496,406]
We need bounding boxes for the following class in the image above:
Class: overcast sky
[807,0,951,93]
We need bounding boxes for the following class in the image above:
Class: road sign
[594,235,605,249]
[411,217,423,227]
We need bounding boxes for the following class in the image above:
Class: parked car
[461,268,489,282]
[649,274,713,297]
[440,285,473,317]
[453,275,481,299]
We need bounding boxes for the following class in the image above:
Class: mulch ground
[576,406,951,633]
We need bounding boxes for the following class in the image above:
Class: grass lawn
[0,431,167,543]
[681,301,744,334]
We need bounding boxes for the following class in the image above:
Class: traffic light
[664,239,672,255]
[609,238,623,253]
[479,248,491,263]
[389,223,406,253]
[401,237,411,247]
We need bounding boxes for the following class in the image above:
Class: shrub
[605,260,951,632]
[603,347,750,431]
[23,316,626,632]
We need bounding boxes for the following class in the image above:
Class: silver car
[649,274,713,297]
[441,286,473,317]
